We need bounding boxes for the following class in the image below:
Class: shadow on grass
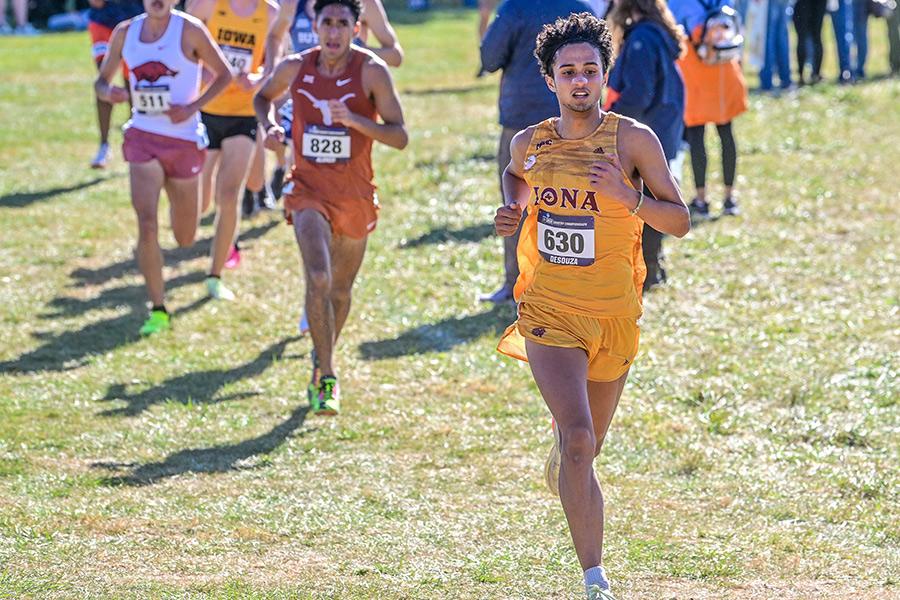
[358,303,514,360]
[69,219,279,286]
[99,336,302,417]
[413,151,495,169]
[0,176,113,209]
[400,222,495,249]
[92,404,311,486]
[42,271,205,319]
[382,6,474,25]
[402,83,494,96]
[0,295,209,375]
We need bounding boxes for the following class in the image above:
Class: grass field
[1,9,899,599]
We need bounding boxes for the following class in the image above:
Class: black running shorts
[201,112,258,150]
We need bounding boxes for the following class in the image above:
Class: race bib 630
[537,209,595,266]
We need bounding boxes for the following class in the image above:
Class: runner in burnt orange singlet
[493,13,690,600]
[254,0,407,416]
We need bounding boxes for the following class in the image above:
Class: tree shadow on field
[92,404,311,486]
[0,295,209,375]
[400,222,495,249]
[358,303,514,360]
[69,219,279,287]
[98,336,302,417]
[0,176,112,209]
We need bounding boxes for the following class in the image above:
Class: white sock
[584,565,610,594]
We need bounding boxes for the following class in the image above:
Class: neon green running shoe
[315,375,340,416]
[139,309,170,336]
[206,276,235,301]
[306,350,321,409]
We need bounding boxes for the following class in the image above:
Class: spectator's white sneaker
[14,23,39,36]
[91,143,110,169]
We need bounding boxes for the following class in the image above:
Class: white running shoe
[544,418,561,497]
[14,23,39,36]
[587,585,617,600]
[298,310,309,335]
[206,277,235,301]
[91,143,110,169]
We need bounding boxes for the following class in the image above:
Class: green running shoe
[206,276,235,301]
[315,375,340,416]
[306,349,321,409]
[139,309,170,336]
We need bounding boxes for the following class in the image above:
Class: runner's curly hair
[314,0,363,22]
[534,12,614,77]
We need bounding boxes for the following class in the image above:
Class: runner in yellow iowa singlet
[493,12,690,600]
[187,0,279,300]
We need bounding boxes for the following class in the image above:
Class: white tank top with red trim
[122,11,207,146]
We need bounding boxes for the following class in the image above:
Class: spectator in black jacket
[605,0,686,290]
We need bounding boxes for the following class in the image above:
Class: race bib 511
[134,85,171,115]
[536,209,595,266]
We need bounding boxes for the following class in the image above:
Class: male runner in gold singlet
[494,12,690,600]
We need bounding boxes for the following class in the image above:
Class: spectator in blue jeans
[759,0,793,89]
[851,0,868,77]
[829,0,855,82]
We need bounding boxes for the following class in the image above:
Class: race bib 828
[536,209,595,266]
[302,125,351,163]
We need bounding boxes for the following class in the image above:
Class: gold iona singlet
[514,113,647,318]
[203,0,268,117]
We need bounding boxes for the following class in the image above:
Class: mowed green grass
[1,10,899,599]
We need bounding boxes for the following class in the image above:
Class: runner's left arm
[588,121,690,237]
[359,0,403,67]
[94,21,130,104]
[329,60,407,149]
[176,19,233,118]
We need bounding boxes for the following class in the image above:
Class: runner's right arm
[94,22,130,104]
[265,0,299,74]
[359,0,403,67]
[254,55,304,150]
[495,126,534,236]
